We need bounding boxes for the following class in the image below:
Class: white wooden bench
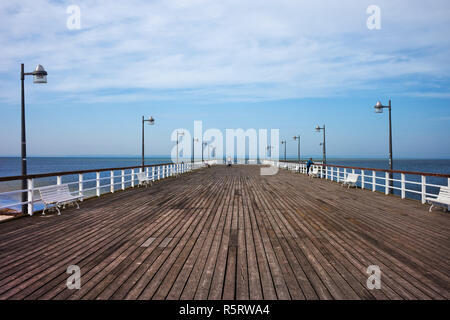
[136,172,152,187]
[39,184,81,215]
[341,173,360,188]
[309,167,319,178]
[426,186,450,212]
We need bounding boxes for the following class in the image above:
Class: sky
[0,0,449,158]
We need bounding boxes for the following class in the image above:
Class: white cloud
[0,0,449,103]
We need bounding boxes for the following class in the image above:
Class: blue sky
[0,0,449,158]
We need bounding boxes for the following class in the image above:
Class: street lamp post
[20,64,48,214]
[141,116,155,171]
[176,131,184,165]
[315,125,326,165]
[266,145,272,158]
[281,140,286,162]
[202,142,207,162]
[192,138,198,164]
[293,135,301,165]
[374,100,393,193]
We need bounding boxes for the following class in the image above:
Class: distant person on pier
[307,158,314,174]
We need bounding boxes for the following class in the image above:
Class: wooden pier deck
[0,165,448,300]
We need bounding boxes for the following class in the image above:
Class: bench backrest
[311,167,319,174]
[437,186,450,202]
[39,184,73,203]
[347,173,359,183]
[136,172,148,182]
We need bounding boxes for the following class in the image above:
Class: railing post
[78,174,83,200]
[401,173,406,199]
[27,178,34,216]
[337,168,340,183]
[372,171,376,192]
[361,170,365,189]
[448,178,450,211]
[110,171,114,193]
[152,167,155,182]
[121,170,125,190]
[421,175,426,204]
[146,167,149,181]
[343,168,347,181]
[385,172,390,195]
[96,171,101,197]
[131,169,135,187]
[57,176,62,185]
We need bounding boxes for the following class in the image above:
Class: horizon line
[1,155,450,160]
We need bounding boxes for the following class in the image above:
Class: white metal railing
[0,161,206,216]
[265,160,450,208]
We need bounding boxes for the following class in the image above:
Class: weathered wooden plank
[0,164,448,300]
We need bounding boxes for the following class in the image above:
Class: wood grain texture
[0,165,448,300]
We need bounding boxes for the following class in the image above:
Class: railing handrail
[315,163,450,178]
[280,160,450,178]
[0,161,207,215]
[271,160,450,206]
[0,162,177,182]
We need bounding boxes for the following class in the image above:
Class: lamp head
[315,125,321,132]
[147,116,155,125]
[293,136,298,141]
[374,101,384,113]
[33,64,47,83]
